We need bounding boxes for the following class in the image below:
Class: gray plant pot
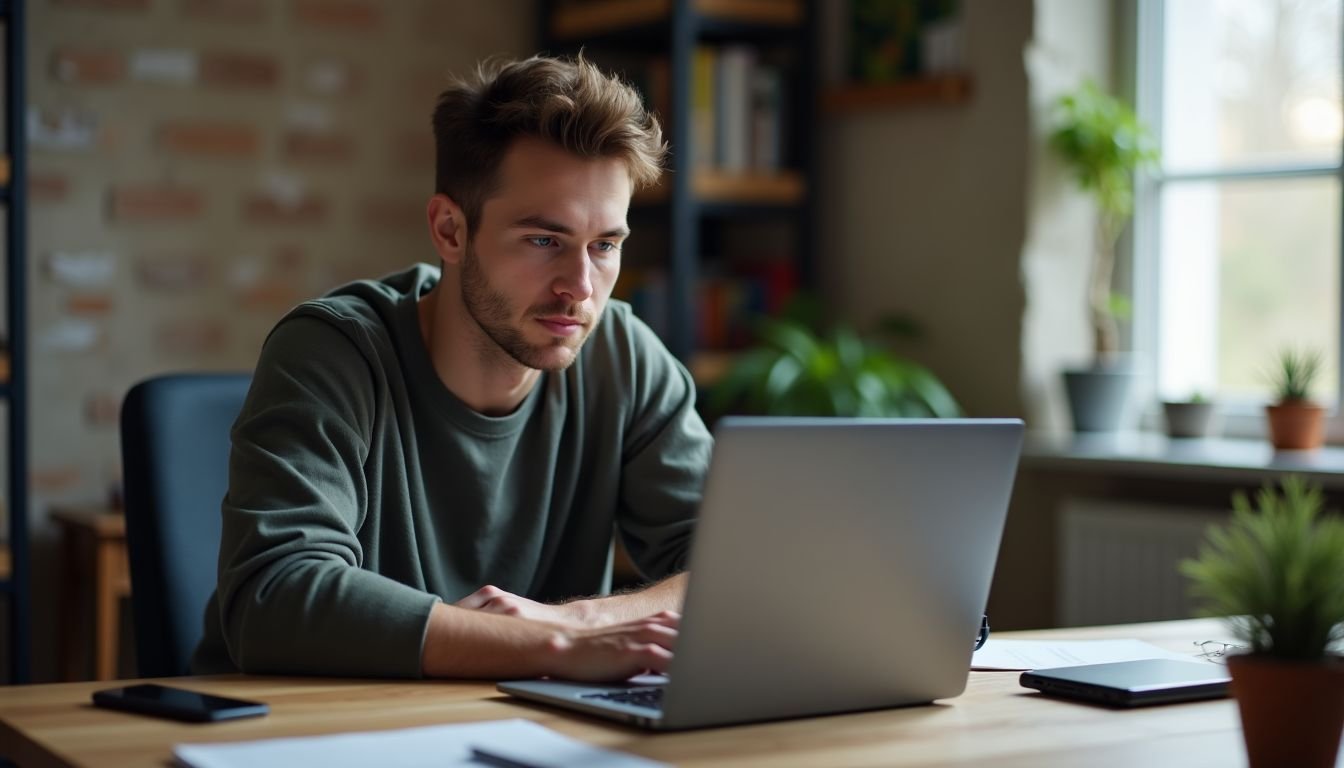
[1162,401,1216,438]
[1063,366,1138,432]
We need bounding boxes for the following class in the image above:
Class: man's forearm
[567,572,688,626]
[421,602,563,678]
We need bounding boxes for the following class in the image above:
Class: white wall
[820,0,1033,420]
[821,0,1119,429]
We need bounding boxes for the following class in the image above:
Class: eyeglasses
[974,614,990,652]
[1193,640,1246,660]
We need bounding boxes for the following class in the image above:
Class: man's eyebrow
[511,215,629,239]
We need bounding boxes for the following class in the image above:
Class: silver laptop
[498,417,1025,730]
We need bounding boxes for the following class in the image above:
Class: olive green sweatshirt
[192,264,712,677]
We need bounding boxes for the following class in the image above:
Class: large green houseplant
[708,305,960,418]
[1049,80,1159,431]
[1180,476,1344,767]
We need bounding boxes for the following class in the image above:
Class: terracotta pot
[1265,400,1326,450]
[1228,655,1344,768]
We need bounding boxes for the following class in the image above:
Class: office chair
[120,373,250,677]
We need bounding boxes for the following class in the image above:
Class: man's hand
[420,601,678,681]
[546,611,680,681]
[454,585,591,627]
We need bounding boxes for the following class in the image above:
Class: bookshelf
[634,169,805,206]
[1,0,30,684]
[823,73,973,112]
[541,0,818,385]
[550,0,803,40]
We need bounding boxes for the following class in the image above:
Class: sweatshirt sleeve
[215,314,439,678]
[616,312,713,580]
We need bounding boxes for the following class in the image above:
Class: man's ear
[426,194,467,265]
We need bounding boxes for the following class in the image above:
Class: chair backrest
[120,373,250,677]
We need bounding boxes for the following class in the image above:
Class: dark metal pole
[667,0,698,361]
[5,0,30,685]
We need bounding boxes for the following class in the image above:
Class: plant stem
[1091,214,1121,364]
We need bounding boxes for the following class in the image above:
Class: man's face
[460,137,632,371]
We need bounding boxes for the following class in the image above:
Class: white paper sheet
[174,718,668,768]
[971,638,1200,671]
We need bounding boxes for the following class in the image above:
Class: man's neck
[417,279,541,417]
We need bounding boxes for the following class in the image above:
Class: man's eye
[593,241,620,253]
[527,236,557,248]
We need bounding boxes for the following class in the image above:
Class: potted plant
[1162,392,1217,439]
[708,306,960,418]
[1049,80,1159,432]
[1180,477,1344,768]
[1266,348,1327,451]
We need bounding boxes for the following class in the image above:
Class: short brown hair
[432,54,666,234]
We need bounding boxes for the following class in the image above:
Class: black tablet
[1019,659,1231,707]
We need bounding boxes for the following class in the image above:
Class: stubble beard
[459,243,593,372]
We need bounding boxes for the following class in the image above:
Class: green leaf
[1049,79,1159,222]
[1268,347,1323,402]
[760,319,820,362]
[833,326,866,372]
[705,298,962,420]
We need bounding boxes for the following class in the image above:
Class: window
[1135,0,1342,408]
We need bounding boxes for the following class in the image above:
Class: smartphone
[91,683,269,722]
[1019,659,1231,707]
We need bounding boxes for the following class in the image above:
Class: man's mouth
[536,316,584,337]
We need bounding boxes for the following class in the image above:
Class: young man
[191,55,711,681]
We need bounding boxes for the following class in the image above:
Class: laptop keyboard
[581,687,664,710]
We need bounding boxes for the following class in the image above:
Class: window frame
[1132,0,1344,438]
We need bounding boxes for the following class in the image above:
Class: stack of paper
[174,718,667,768]
[971,639,1201,671]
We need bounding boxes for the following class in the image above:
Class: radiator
[1058,498,1229,627]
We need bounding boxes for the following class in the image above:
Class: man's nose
[552,246,593,302]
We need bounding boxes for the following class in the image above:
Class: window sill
[1022,430,1344,488]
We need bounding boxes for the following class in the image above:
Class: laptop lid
[656,417,1024,729]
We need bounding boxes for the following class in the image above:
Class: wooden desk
[51,505,129,681]
[0,619,1255,767]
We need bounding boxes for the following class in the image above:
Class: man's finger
[630,622,678,651]
[633,644,674,673]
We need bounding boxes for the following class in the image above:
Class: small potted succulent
[1161,391,1216,439]
[1266,348,1326,450]
[1181,477,1344,768]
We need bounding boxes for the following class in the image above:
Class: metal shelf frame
[2,0,30,685]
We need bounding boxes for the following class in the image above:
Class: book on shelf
[750,65,783,171]
[600,43,791,196]
[692,46,717,170]
[613,259,798,353]
[687,45,788,176]
[715,45,754,173]
[614,266,670,340]
[696,259,798,350]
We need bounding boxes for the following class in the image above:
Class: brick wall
[23,0,535,680]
